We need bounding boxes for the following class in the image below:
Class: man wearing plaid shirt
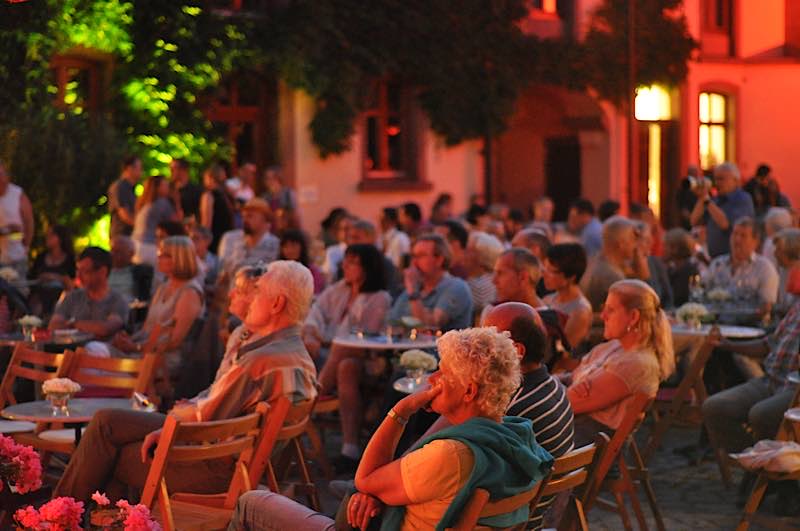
[703,260,800,513]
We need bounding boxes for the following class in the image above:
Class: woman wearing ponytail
[563,279,675,445]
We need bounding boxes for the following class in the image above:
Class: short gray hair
[774,228,800,263]
[468,231,505,271]
[261,260,313,323]
[715,161,741,181]
[764,207,793,236]
[502,248,542,286]
[437,327,521,418]
[602,215,636,248]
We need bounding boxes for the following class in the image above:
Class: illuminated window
[698,92,729,170]
[635,85,672,121]
[362,79,418,182]
[530,0,557,14]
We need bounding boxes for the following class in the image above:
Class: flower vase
[47,393,71,415]
[405,368,425,386]
[89,508,122,529]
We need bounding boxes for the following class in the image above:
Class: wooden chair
[642,338,714,464]
[447,483,545,531]
[16,349,157,453]
[302,394,339,479]
[734,385,800,531]
[583,393,665,531]
[159,397,292,525]
[531,433,610,531]
[140,402,270,531]
[0,344,74,435]
[265,398,319,510]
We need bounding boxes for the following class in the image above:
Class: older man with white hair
[690,161,755,258]
[465,231,505,314]
[579,216,649,311]
[54,260,318,504]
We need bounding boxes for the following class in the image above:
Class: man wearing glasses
[49,246,129,340]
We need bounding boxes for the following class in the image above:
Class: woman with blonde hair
[564,279,674,445]
[113,236,203,375]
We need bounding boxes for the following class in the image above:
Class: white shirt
[0,183,26,263]
[382,228,410,268]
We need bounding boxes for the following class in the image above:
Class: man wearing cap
[217,197,280,288]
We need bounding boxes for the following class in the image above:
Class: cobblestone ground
[317,423,797,530]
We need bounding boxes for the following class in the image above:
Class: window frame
[698,90,732,171]
[358,78,430,192]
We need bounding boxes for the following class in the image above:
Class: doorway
[545,136,581,221]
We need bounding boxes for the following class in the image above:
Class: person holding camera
[689,161,755,258]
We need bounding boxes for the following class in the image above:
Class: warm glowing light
[647,124,661,219]
[699,92,728,170]
[635,85,672,121]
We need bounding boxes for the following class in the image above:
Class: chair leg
[292,437,321,511]
[304,421,334,479]
[735,473,769,531]
[573,499,589,531]
[618,463,648,531]
[705,421,734,488]
[613,490,634,531]
[630,441,665,531]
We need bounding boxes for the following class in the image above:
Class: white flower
[42,378,82,395]
[399,349,438,371]
[0,267,19,282]
[707,288,732,302]
[18,315,43,328]
[676,302,709,323]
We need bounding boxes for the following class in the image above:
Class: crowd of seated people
[2,154,800,525]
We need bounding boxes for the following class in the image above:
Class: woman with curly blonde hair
[565,279,674,445]
[346,326,553,530]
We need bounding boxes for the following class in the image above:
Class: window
[698,92,730,170]
[51,53,109,114]
[360,79,425,189]
[704,0,731,32]
[530,0,557,14]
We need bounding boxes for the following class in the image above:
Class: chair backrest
[275,398,316,441]
[0,344,74,408]
[68,348,157,397]
[449,482,544,531]
[140,402,269,528]
[245,395,291,487]
[581,392,653,511]
[527,432,609,513]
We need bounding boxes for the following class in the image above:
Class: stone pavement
[316,421,798,530]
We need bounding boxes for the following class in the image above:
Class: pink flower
[38,497,84,531]
[92,490,110,506]
[122,502,161,531]
[13,505,41,528]
[0,435,42,493]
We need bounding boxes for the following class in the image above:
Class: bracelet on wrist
[387,408,408,426]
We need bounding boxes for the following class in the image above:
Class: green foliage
[0,111,126,246]
[583,0,697,105]
[265,0,537,154]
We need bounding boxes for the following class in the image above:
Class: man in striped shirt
[483,302,575,529]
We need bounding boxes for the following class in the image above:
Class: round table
[332,333,438,351]
[670,323,765,339]
[0,331,94,350]
[2,397,135,442]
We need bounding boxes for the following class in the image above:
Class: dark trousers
[54,408,232,503]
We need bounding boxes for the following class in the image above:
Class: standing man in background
[108,155,141,238]
[0,160,33,277]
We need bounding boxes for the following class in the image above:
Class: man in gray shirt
[50,247,129,341]
[108,155,141,237]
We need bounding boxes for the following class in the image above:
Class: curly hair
[437,327,521,418]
